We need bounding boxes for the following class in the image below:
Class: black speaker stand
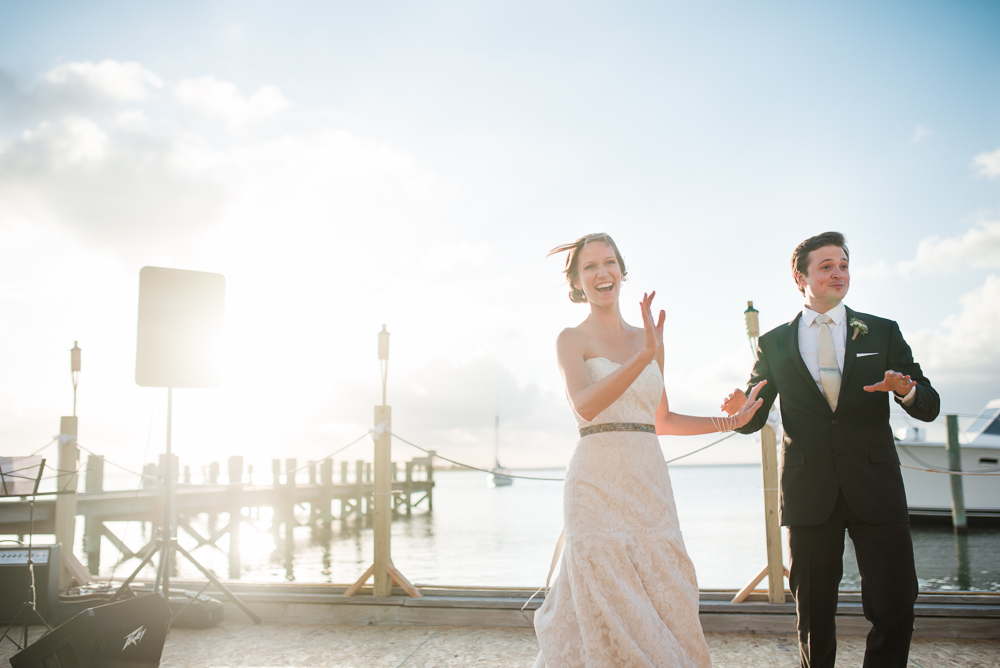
[0,461,53,652]
[111,388,260,625]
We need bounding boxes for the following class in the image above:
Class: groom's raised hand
[721,389,746,416]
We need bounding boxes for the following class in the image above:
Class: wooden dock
[103,581,1000,639]
[0,453,435,578]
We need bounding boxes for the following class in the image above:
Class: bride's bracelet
[710,415,738,433]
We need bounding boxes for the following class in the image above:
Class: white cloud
[910,125,931,144]
[973,148,1000,179]
[898,221,1000,275]
[908,274,1000,388]
[13,115,109,166]
[46,60,163,102]
[174,76,289,130]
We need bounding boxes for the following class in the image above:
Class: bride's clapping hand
[640,291,665,362]
[730,381,766,429]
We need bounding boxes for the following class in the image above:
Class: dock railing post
[54,416,79,588]
[732,300,787,604]
[355,460,365,521]
[946,415,967,534]
[285,458,297,557]
[760,419,784,604]
[343,324,420,599]
[427,450,435,511]
[373,405,392,596]
[320,459,334,527]
[227,455,243,579]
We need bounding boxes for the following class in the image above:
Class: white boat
[489,406,513,487]
[895,399,1000,520]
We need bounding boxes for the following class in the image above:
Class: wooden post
[427,450,435,511]
[760,422,784,604]
[209,461,220,484]
[183,465,191,484]
[946,415,967,534]
[355,460,365,521]
[320,459,334,526]
[271,459,282,539]
[308,461,317,486]
[373,406,392,596]
[84,454,104,574]
[228,455,243,579]
[54,416,79,588]
[285,458,297,556]
[405,461,414,516]
[340,460,349,519]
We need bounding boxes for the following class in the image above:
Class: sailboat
[490,404,513,487]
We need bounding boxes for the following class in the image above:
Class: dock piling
[946,415,968,534]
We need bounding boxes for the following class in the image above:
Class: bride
[533,233,765,668]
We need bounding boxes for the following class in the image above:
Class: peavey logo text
[123,625,147,651]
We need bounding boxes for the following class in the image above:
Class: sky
[0,0,998,477]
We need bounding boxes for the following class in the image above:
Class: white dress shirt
[798,302,915,405]
[798,303,847,392]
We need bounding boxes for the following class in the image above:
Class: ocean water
[89,465,1000,592]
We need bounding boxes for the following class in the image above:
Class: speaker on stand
[111,267,260,624]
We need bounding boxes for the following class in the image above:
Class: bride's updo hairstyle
[547,232,628,303]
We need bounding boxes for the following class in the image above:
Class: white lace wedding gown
[532,358,711,668]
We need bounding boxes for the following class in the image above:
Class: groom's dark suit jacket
[736,307,939,526]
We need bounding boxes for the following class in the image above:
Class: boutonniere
[849,317,868,341]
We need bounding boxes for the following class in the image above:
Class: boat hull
[896,442,1000,519]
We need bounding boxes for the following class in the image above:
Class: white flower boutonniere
[849,317,869,341]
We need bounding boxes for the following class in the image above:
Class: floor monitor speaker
[10,593,171,668]
[135,266,225,389]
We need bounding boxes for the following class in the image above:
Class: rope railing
[287,433,371,475]
[389,430,740,481]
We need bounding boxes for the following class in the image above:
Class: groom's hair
[547,233,627,303]
[791,231,849,294]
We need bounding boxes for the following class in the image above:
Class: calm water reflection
[98,466,1000,591]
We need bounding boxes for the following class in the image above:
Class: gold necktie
[815,314,841,411]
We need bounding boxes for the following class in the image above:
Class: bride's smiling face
[573,241,622,305]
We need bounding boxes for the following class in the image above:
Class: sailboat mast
[494,399,500,467]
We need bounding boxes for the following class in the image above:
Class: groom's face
[798,245,850,307]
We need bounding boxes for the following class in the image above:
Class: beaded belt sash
[579,422,656,438]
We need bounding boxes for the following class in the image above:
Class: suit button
[832,419,838,425]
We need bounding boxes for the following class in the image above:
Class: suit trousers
[788,489,918,668]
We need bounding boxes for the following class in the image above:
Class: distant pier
[0,452,435,579]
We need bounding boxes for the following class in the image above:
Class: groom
[725,231,939,668]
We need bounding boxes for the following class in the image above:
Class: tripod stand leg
[171,541,261,624]
[112,540,162,602]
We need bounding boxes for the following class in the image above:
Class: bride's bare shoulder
[556,326,588,356]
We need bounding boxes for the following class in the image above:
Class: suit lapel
[838,306,862,409]
[784,313,829,407]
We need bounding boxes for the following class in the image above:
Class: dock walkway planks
[3,623,998,667]
[159,581,1000,639]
